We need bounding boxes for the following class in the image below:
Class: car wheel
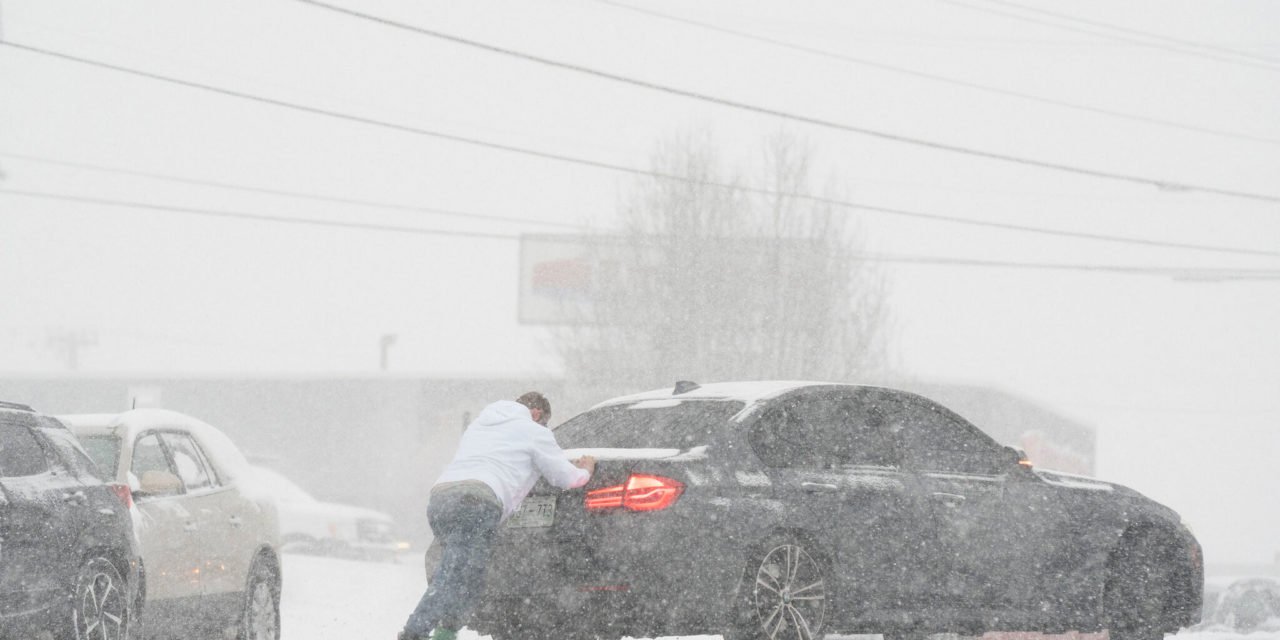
[237,555,281,640]
[728,538,831,640]
[1104,532,1176,640]
[70,556,130,640]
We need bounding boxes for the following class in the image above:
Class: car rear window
[0,420,50,477]
[40,427,111,481]
[554,399,744,449]
[78,435,122,478]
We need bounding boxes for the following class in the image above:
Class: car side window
[829,398,900,467]
[749,404,809,468]
[887,400,1006,474]
[131,432,181,497]
[162,433,215,492]
[748,397,835,469]
[0,421,50,477]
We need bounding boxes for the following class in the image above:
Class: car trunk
[485,449,706,593]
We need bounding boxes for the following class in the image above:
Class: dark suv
[0,401,141,640]
[454,381,1202,640]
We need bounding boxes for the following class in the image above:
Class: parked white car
[62,409,282,640]
[248,465,402,562]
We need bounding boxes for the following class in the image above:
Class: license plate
[506,495,555,528]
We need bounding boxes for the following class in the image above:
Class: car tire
[68,556,130,640]
[726,536,831,640]
[237,555,281,640]
[1103,531,1177,640]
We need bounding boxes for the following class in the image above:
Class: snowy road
[279,552,1276,640]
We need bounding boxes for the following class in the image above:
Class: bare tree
[554,131,889,410]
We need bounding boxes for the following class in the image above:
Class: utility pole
[46,330,97,371]
[379,333,397,371]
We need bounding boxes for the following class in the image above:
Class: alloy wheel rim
[78,565,125,640]
[751,543,826,640]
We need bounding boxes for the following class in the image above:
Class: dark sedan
[452,381,1202,640]
[0,401,141,640]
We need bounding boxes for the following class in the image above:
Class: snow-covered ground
[279,552,1279,640]
[280,551,428,640]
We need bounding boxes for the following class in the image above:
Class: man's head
[515,391,552,426]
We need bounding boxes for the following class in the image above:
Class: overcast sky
[2,0,1279,565]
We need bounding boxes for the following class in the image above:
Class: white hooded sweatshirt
[433,400,589,520]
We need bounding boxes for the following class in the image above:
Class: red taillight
[584,474,684,512]
[108,482,133,509]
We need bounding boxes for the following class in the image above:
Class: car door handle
[228,515,243,528]
[931,492,967,507]
[62,491,87,505]
[801,482,839,493]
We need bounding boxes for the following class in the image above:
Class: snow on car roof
[59,408,252,483]
[592,380,867,409]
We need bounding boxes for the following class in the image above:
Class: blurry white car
[247,465,403,562]
[1202,576,1280,632]
[62,409,282,640]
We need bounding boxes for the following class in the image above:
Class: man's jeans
[404,484,503,635]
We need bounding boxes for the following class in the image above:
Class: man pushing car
[399,391,596,640]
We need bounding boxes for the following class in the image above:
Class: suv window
[0,420,50,477]
[554,400,743,450]
[162,433,216,491]
[39,427,107,481]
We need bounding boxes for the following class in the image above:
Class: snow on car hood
[293,500,393,523]
[246,465,393,523]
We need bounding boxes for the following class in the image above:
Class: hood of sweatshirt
[473,400,534,427]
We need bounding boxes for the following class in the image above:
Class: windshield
[554,399,744,450]
[78,435,121,478]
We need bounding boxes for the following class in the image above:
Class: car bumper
[472,508,745,636]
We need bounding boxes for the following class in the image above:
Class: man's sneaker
[429,628,458,640]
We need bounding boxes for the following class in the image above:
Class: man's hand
[573,455,597,476]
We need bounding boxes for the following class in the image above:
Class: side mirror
[1005,446,1033,471]
[137,470,183,498]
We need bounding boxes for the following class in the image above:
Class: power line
[975,0,1280,66]
[6,187,1277,280]
[938,0,1280,72]
[0,188,520,241]
[868,252,1280,280]
[0,151,585,230]
[4,41,1280,258]
[591,0,1280,147]
[290,1,1280,203]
